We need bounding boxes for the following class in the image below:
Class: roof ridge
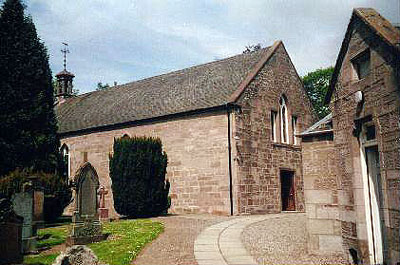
[71,47,271,99]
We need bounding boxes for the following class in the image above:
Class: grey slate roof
[56,47,272,134]
[299,113,332,137]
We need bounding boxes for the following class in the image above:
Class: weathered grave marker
[66,162,106,245]
[11,177,44,253]
[0,197,23,264]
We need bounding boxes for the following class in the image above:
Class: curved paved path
[194,215,279,265]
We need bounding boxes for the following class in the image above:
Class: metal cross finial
[61,42,70,71]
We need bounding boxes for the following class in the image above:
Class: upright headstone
[0,197,23,265]
[98,186,109,220]
[11,177,44,254]
[66,162,105,245]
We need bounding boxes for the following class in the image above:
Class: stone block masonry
[233,43,314,214]
[329,12,400,264]
[62,111,231,218]
[302,137,344,255]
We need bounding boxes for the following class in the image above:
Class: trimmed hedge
[110,136,169,218]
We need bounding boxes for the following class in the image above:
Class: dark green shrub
[0,168,72,223]
[110,136,169,218]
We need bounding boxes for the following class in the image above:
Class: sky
[15,0,400,93]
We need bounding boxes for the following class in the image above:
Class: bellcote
[55,69,75,98]
[55,43,75,102]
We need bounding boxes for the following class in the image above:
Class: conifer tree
[0,0,60,176]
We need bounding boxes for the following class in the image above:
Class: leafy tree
[243,43,262,54]
[0,0,70,221]
[302,67,334,119]
[96,82,110,91]
[110,136,170,218]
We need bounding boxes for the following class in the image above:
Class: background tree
[0,0,70,222]
[96,82,110,91]
[110,136,170,218]
[302,67,334,119]
[243,43,262,54]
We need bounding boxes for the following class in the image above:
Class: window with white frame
[271,111,278,142]
[61,144,70,178]
[292,116,298,145]
[280,96,289,144]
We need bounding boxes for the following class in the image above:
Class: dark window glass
[271,111,277,142]
[352,50,370,80]
[366,125,376,140]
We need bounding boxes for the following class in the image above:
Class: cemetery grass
[37,226,69,248]
[24,219,164,265]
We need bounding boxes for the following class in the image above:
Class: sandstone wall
[233,43,314,214]
[302,134,344,254]
[331,19,400,264]
[61,111,232,218]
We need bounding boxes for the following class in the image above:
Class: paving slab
[194,215,280,265]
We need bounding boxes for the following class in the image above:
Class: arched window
[61,144,70,178]
[280,96,289,144]
[121,134,130,140]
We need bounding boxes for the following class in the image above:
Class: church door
[281,170,295,211]
[364,145,384,264]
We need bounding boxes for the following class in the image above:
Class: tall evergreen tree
[0,0,60,176]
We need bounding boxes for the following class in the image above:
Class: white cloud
[18,0,400,93]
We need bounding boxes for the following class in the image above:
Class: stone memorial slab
[99,186,109,220]
[0,197,23,265]
[66,162,106,245]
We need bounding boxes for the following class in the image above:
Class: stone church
[56,40,314,218]
[55,8,399,265]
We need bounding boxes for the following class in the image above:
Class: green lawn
[36,226,69,248]
[24,219,164,265]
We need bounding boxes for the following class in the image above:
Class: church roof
[56,69,75,77]
[325,8,400,104]
[56,41,281,135]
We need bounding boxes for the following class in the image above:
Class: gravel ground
[241,213,348,265]
[133,214,228,265]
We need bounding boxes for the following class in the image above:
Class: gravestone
[66,162,105,245]
[0,197,23,264]
[98,186,109,220]
[11,177,44,253]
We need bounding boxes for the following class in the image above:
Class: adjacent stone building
[302,8,399,265]
[56,40,314,218]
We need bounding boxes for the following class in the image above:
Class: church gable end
[324,8,400,264]
[232,42,314,214]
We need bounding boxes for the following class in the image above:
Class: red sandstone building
[301,8,399,265]
[55,8,399,265]
[56,40,314,218]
